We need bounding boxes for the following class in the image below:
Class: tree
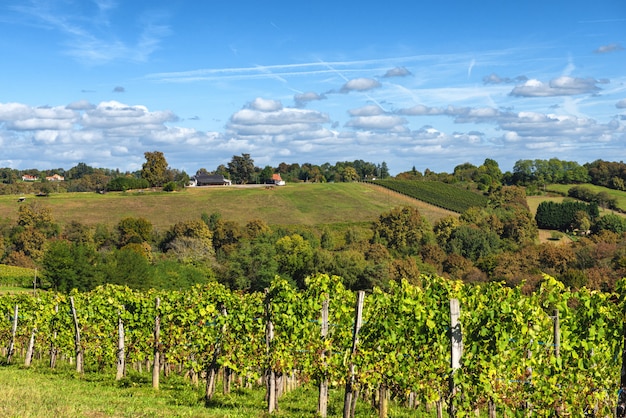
[371,206,434,255]
[342,166,359,182]
[161,220,214,263]
[42,240,99,292]
[379,162,390,179]
[259,166,274,183]
[227,153,255,184]
[444,225,502,262]
[141,151,169,187]
[117,217,153,247]
[100,248,152,289]
[275,234,314,288]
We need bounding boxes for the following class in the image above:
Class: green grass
[546,183,626,212]
[0,362,450,417]
[0,183,455,231]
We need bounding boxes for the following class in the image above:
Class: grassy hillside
[546,183,626,212]
[0,183,456,231]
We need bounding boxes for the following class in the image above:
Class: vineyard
[1,274,625,417]
[371,180,489,213]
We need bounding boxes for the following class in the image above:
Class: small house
[46,174,65,182]
[267,173,285,186]
[22,174,38,182]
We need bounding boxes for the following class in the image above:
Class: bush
[163,181,177,192]
[106,177,149,191]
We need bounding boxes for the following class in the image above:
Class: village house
[267,173,285,186]
[21,174,38,181]
[45,174,65,181]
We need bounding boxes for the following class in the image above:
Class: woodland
[1,154,626,294]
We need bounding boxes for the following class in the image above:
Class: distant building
[21,174,38,181]
[267,173,285,186]
[45,174,65,181]
[189,174,232,186]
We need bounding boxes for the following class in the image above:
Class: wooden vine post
[6,304,18,364]
[152,297,161,389]
[318,298,329,418]
[49,303,59,368]
[116,311,125,380]
[265,289,277,413]
[69,296,84,373]
[24,326,36,367]
[205,304,227,403]
[553,309,563,416]
[343,290,365,418]
[448,298,462,418]
[617,322,626,418]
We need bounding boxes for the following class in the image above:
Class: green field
[0,183,456,231]
[546,183,626,212]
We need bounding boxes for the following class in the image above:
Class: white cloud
[616,99,626,109]
[510,76,601,97]
[346,115,408,131]
[348,105,385,117]
[340,77,381,93]
[594,43,624,54]
[383,66,412,78]
[294,92,325,107]
[248,97,283,112]
[81,101,177,129]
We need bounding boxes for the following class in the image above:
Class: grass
[0,361,449,417]
[546,183,626,212]
[0,183,455,232]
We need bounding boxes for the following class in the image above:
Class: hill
[0,183,456,231]
[546,183,626,212]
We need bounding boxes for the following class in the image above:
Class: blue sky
[0,0,625,175]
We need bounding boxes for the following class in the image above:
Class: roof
[193,174,231,184]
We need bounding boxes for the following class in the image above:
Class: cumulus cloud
[228,101,330,138]
[294,92,326,107]
[66,100,95,110]
[348,105,385,117]
[594,43,624,54]
[346,115,408,131]
[383,66,412,78]
[616,99,626,109]
[248,97,283,112]
[81,101,178,129]
[510,76,601,97]
[340,77,381,93]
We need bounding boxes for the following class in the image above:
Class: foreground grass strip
[0,363,447,417]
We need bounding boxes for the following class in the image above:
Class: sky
[0,0,625,176]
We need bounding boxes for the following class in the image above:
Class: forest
[1,154,626,295]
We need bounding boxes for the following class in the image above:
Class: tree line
[2,181,626,295]
[0,152,391,195]
[3,155,626,195]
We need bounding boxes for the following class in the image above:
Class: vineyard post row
[2,274,626,417]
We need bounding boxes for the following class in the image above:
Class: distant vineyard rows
[0,265,35,287]
[371,179,489,213]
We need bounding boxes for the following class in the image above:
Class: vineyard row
[1,273,625,417]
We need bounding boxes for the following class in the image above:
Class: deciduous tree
[141,151,169,187]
